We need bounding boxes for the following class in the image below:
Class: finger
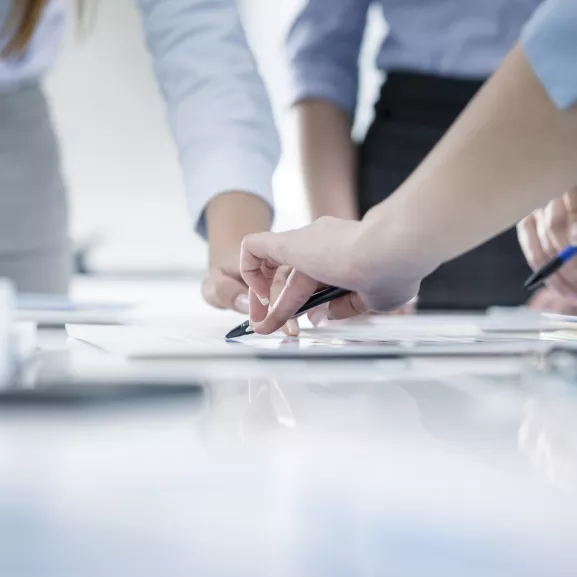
[517,214,540,271]
[527,288,555,310]
[268,266,300,337]
[519,212,575,299]
[535,208,557,260]
[563,187,577,223]
[249,288,268,324]
[399,301,417,314]
[529,289,577,315]
[282,319,300,337]
[253,269,318,335]
[241,232,289,303]
[270,266,291,308]
[543,197,570,253]
[308,303,329,327]
[539,202,577,297]
[241,227,327,303]
[327,292,369,320]
[202,270,249,313]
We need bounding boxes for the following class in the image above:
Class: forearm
[362,45,577,273]
[296,100,359,221]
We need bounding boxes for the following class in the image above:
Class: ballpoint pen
[225,286,350,339]
[524,245,577,291]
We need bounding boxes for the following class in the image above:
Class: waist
[375,71,485,125]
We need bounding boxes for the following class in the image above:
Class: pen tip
[225,320,252,340]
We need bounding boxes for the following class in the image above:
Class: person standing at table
[240,0,577,335]
[286,0,576,314]
[0,0,279,307]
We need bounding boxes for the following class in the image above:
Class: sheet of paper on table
[65,312,567,360]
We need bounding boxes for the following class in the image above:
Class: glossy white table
[1,279,576,576]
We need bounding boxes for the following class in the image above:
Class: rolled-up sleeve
[135,0,280,237]
[521,0,577,110]
[285,0,372,117]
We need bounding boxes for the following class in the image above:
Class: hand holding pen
[236,222,371,336]
[230,219,422,336]
[518,189,577,301]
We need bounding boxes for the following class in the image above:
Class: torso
[375,0,543,77]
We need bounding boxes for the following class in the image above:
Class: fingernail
[286,319,299,336]
[309,309,328,327]
[234,293,249,314]
[258,296,269,306]
[571,224,577,245]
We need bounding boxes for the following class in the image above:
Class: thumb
[327,292,369,321]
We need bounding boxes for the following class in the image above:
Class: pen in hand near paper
[524,245,577,292]
[227,241,577,339]
[225,286,350,339]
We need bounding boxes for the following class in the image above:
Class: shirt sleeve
[521,0,577,110]
[285,0,373,117]
[135,0,281,238]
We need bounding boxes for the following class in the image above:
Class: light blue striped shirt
[522,0,577,109]
[286,0,542,117]
[0,0,280,237]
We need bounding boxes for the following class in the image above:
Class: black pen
[225,286,351,339]
[524,245,577,291]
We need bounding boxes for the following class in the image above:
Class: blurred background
[44,0,387,275]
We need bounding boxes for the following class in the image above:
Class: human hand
[527,287,577,315]
[202,192,299,336]
[240,216,429,335]
[518,188,577,303]
[202,192,270,313]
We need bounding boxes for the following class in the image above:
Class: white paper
[66,317,552,360]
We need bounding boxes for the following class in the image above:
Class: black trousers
[357,72,531,310]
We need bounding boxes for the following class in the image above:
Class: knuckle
[545,209,563,235]
[544,203,567,242]
[518,213,536,235]
[313,215,338,230]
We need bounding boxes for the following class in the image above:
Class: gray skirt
[0,84,71,294]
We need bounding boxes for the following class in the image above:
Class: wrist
[206,191,272,265]
[355,196,443,288]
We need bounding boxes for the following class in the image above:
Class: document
[66,315,554,360]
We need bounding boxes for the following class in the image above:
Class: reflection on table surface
[2,339,577,576]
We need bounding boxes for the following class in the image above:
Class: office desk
[2,279,577,576]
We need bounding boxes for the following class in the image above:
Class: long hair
[3,1,85,56]
[3,0,50,56]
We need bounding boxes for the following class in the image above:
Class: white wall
[46,0,199,272]
[45,0,386,273]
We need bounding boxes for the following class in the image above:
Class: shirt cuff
[521,0,577,110]
[185,147,275,239]
[289,59,359,117]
